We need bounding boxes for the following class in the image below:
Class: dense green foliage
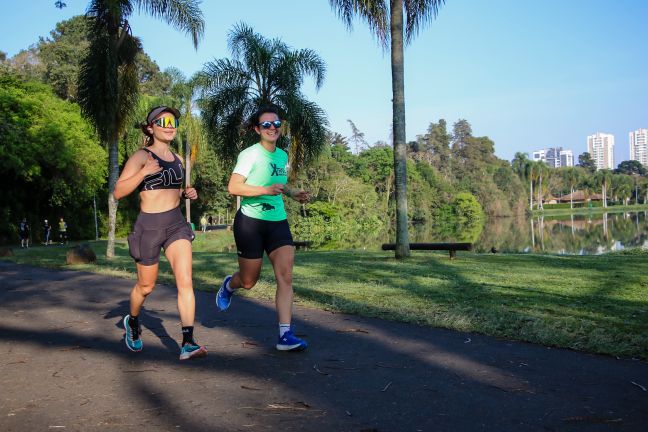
[0,73,106,242]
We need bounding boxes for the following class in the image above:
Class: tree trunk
[390,0,410,258]
[570,185,574,209]
[529,179,533,211]
[106,134,119,258]
[537,175,543,210]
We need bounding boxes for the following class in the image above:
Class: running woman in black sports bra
[113,106,207,361]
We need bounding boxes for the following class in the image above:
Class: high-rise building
[545,147,562,168]
[630,129,648,167]
[587,132,615,170]
[531,147,573,168]
[559,150,574,167]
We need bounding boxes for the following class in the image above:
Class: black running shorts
[127,207,194,266]
[233,210,294,259]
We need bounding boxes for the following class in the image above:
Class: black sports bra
[138,148,185,192]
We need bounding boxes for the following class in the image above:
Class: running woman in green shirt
[216,105,310,351]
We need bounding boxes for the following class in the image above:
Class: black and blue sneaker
[276,330,308,351]
[123,315,143,352]
[179,342,208,361]
[216,275,233,311]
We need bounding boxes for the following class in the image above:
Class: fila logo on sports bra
[270,163,287,177]
[142,164,183,190]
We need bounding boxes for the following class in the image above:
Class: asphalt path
[1,261,646,431]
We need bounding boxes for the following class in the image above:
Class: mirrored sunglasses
[258,120,282,129]
[153,117,179,129]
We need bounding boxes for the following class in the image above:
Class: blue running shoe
[179,343,208,360]
[276,330,308,351]
[123,315,143,352]
[216,275,233,311]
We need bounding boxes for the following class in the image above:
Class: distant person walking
[113,106,207,361]
[208,215,213,226]
[43,220,51,245]
[19,218,30,248]
[215,104,311,351]
[58,217,68,245]
[200,215,207,233]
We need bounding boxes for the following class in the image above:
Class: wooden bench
[293,241,312,250]
[381,242,473,259]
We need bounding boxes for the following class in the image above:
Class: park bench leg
[449,250,456,260]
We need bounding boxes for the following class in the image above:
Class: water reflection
[475,211,648,255]
[303,211,648,255]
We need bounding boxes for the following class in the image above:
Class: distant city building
[629,128,648,167]
[545,147,562,168]
[587,132,615,170]
[559,149,574,167]
[531,147,573,167]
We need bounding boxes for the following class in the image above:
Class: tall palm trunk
[390,0,410,258]
[537,174,543,210]
[529,179,534,211]
[106,132,119,258]
[570,185,574,210]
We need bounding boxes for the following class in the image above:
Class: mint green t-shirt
[233,143,289,221]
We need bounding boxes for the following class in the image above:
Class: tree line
[511,152,648,211]
[2,7,646,248]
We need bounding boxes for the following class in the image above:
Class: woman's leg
[130,263,159,317]
[164,239,194,326]
[165,238,208,359]
[268,245,295,324]
[230,257,263,290]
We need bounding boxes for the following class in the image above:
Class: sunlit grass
[4,232,647,359]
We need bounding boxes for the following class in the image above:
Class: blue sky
[2,0,647,164]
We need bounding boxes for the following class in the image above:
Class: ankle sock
[128,315,139,330]
[279,323,291,337]
[182,326,195,346]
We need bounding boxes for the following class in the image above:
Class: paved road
[0,261,647,431]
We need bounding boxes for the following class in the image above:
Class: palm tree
[200,23,328,178]
[328,0,445,258]
[535,162,549,211]
[511,152,529,180]
[77,0,204,258]
[594,169,612,208]
[525,160,538,211]
[564,167,582,210]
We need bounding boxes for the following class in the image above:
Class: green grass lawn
[4,231,648,359]
[535,203,648,217]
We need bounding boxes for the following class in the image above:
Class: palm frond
[328,0,389,46]
[403,0,445,43]
[135,0,204,49]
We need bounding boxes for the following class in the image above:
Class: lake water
[407,211,648,255]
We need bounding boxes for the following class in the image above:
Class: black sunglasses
[258,120,282,129]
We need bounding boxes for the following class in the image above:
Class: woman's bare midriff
[139,189,181,213]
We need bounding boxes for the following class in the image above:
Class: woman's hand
[183,186,198,200]
[141,153,162,176]
[265,183,285,196]
[290,189,311,204]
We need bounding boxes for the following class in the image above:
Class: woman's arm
[227,173,283,197]
[113,150,161,200]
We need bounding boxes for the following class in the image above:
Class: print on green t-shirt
[233,143,288,221]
